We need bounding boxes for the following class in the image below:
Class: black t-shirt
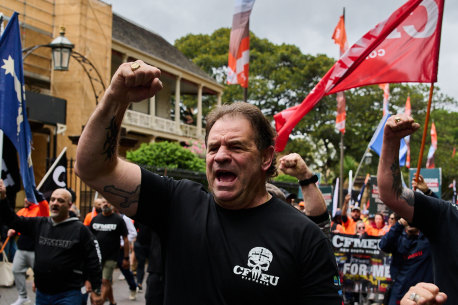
[90,213,127,262]
[135,168,342,305]
[412,192,458,304]
[136,222,153,246]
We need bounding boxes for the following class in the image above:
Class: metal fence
[66,158,97,220]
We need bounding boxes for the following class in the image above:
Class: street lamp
[49,27,74,71]
[22,27,105,103]
[364,151,373,165]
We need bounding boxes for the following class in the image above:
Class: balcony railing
[124,110,204,139]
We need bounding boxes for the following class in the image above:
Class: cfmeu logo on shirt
[92,223,117,231]
[233,247,279,286]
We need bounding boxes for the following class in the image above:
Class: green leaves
[174,28,457,199]
[126,142,205,172]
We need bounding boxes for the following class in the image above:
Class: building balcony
[123,110,205,140]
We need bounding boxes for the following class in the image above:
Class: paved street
[0,268,145,305]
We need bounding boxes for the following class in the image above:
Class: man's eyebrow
[226,137,248,145]
[206,141,219,147]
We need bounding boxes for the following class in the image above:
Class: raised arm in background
[75,61,162,216]
[278,153,327,216]
[377,114,420,223]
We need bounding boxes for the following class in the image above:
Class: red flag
[378,84,390,116]
[453,146,456,158]
[426,121,437,168]
[404,95,412,168]
[227,0,255,88]
[332,15,349,134]
[274,0,444,151]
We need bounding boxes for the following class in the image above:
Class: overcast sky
[106,0,458,103]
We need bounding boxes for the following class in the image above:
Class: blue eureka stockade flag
[0,12,37,203]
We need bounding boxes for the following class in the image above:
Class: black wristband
[298,174,318,186]
[123,257,129,260]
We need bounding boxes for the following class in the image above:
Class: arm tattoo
[102,116,120,161]
[390,160,403,198]
[103,184,140,209]
[400,188,415,207]
[390,159,415,206]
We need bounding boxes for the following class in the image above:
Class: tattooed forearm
[390,159,403,198]
[104,184,140,209]
[102,116,120,161]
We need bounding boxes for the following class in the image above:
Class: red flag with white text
[426,121,437,168]
[227,0,255,88]
[404,95,412,168]
[332,15,349,134]
[274,0,444,151]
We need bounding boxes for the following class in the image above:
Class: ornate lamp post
[22,27,105,103]
[49,27,74,71]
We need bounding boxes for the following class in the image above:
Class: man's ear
[261,146,275,171]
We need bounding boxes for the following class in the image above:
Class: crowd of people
[0,61,455,305]
[0,183,165,305]
[328,175,435,238]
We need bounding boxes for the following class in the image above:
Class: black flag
[1,136,21,209]
[39,151,67,200]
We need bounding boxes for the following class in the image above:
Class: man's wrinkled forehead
[207,113,254,140]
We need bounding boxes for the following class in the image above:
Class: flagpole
[414,83,435,188]
[338,7,345,208]
[0,130,4,174]
[37,147,67,190]
[354,145,371,183]
[243,87,248,103]
[339,133,344,208]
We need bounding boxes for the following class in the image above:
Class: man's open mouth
[216,170,237,182]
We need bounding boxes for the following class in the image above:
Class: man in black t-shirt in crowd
[90,199,129,305]
[378,114,458,304]
[76,61,343,305]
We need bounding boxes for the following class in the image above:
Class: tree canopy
[175,28,457,198]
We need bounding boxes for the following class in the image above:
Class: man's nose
[214,146,230,163]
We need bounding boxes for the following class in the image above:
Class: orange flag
[426,122,437,168]
[404,95,411,168]
[227,0,255,88]
[332,15,349,54]
[332,15,349,134]
[378,84,390,116]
